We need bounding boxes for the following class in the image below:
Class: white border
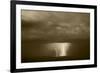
[16,5,94,69]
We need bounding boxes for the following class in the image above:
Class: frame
[10,0,97,72]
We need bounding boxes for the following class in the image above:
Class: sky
[21,10,90,42]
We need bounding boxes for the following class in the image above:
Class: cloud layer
[21,10,90,41]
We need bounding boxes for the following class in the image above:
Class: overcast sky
[21,10,90,41]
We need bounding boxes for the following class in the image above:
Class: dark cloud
[21,10,90,41]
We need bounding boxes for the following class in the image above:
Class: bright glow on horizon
[45,43,71,57]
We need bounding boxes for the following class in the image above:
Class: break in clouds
[21,10,90,41]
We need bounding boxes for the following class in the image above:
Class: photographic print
[11,0,97,72]
[21,10,90,62]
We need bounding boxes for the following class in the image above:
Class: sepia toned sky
[21,10,90,41]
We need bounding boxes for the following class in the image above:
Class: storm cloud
[21,10,90,42]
